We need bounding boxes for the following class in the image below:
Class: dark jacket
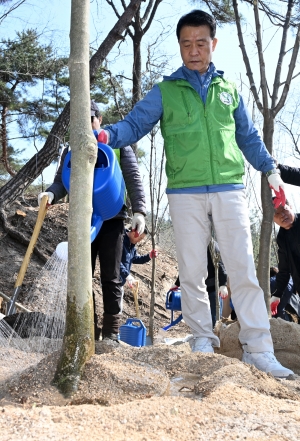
[276,214,300,297]
[175,242,227,292]
[47,145,146,218]
[120,232,151,285]
[270,276,300,321]
[278,164,300,187]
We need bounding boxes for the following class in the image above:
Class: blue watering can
[163,288,183,331]
[119,318,147,347]
[62,134,125,242]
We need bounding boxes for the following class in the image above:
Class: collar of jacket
[162,62,224,82]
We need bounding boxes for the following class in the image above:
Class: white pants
[168,190,273,353]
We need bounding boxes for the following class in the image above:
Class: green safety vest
[158,77,245,189]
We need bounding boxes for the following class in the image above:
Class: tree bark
[53,0,96,396]
[1,105,16,177]
[0,0,143,208]
[257,117,275,315]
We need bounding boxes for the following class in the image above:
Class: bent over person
[97,10,293,377]
[272,202,300,315]
[38,100,146,342]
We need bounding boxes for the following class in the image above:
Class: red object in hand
[97,130,108,144]
[271,299,280,316]
[149,249,158,259]
[132,228,139,238]
[270,186,286,209]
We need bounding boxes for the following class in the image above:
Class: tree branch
[142,0,162,35]
[0,0,26,23]
[253,0,269,112]
[271,0,293,110]
[232,0,263,112]
[274,23,300,115]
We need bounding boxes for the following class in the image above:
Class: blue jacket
[120,232,151,285]
[106,63,275,194]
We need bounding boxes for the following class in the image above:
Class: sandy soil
[0,196,300,440]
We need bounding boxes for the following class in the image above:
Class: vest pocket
[181,91,192,122]
[165,134,211,186]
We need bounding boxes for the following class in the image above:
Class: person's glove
[97,129,109,144]
[131,213,145,236]
[38,191,54,206]
[270,296,280,316]
[126,274,136,289]
[268,173,286,208]
[218,285,228,299]
[149,250,158,259]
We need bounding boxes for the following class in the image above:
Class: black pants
[91,218,124,316]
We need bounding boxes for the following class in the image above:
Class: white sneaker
[189,337,214,353]
[242,350,294,378]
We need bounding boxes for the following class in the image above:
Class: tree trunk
[130,15,143,157]
[1,105,16,177]
[53,0,96,396]
[0,0,143,208]
[257,177,273,315]
[257,116,275,315]
[132,33,142,107]
[148,228,156,343]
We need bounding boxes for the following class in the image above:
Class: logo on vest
[219,92,233,105]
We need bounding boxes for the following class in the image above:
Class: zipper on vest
[181,91,191,120]
[204,86,214,177]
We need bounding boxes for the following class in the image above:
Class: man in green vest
[98,10,293,377]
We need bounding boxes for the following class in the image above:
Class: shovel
[6,195,48,315]
[132,280,140,318]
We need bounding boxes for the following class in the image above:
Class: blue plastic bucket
[165,289,182,312]
[62,141,125,242]
[119,318,147,347]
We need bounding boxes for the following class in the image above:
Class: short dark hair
[176,10,216,41]
[270,266,279,277]
[91,100,101,119]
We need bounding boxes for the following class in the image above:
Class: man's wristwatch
[266,168,281,178]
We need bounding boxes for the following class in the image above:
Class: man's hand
[38,191,54,206]
[218,285,228,299]
[97,129,109,144]
[268,173,286,208]
[149,249,158,259]
[126,274,136,289]
[132,213,145,236]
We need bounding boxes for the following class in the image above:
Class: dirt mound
[215,318,300,375]
[1,339,300,440]
[2,339,300,407]
[195,362,300,401]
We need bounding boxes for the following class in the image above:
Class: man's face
[273,204,295,230]
[91,115,102,131]
[179,25,217,74]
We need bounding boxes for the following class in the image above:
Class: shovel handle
[14,195,48,288]
[132,280,140,318]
